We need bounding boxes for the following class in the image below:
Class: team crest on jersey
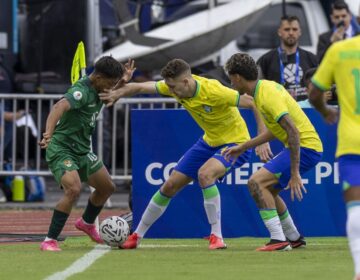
[63,160,73,167]
[73,91,83,100]
[203,105,212,113]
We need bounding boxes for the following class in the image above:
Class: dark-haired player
[39,56,132,251]
[223,53,323,251]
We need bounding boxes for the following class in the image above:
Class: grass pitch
[0,237,353,280]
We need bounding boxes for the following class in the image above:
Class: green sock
[82,199,103,224]
[47,209,69,240]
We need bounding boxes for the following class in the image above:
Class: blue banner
[131,109,346,238]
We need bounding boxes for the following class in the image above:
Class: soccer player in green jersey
[223,53,323,251]
[39,56,129,251]
[100,59,285,250]
[309,35,360,280]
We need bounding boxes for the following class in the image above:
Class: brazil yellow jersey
[254,80,323,152]
[312,36,360,157]
[155,75,250,146]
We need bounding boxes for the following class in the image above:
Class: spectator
[0,63,25,159]
[297,68,335,108]
[257,15,318,102]
[317,1,359,62]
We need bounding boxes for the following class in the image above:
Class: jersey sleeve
[64,86,89,109]
[221,86,240,107]
[210,80,240,107]
[261,84,289,122]
[312,44,337,91]
[155,80,174,97]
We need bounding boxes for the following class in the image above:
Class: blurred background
[0,0,359,207]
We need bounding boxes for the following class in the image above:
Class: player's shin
[202,184,222,238]
[45,209,69,241]
[260,209,286,241]
[82,199,104,224]
[135,190,171,237]
[347,202,360,276]
[279,209,300,241]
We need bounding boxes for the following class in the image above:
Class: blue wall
[132,109,345,238]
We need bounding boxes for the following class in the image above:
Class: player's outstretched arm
[308,83,338,124]
[278,115,305,202]
[39,98,71,149]
[239,93,274,161]
[99,81,157,107]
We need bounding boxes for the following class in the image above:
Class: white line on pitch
[139,244,201,248]
[44,245,110,280]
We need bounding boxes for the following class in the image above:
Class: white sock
[202,185,222,238]
[279,210,300,241]
[260,209,286,241]
[135,191,170,238]
[44,237,55,242]
[347,204,360,275]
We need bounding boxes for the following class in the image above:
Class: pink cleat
[40,240,61,251]
[75,218,103,244]
[120,233,141,249]
[208,234,227,250]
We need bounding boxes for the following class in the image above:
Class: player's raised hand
[113,59,136,90]
[255,142,273,162]
[222,144,245,164]
[286,173,307,201]
[123,59,136,82]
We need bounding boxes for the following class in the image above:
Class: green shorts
[46,142,104,185]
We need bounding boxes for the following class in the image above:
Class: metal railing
[0,93,179,181]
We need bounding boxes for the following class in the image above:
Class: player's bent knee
[64,186,81,202]
[198,170,213,188]
[161,180,179,197]
[105,181,116,196]
[247,177,262,197]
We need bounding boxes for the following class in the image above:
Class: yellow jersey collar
[192,80,200,98]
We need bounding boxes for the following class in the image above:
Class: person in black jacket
[257,15,318,102]
[317,1,356,62]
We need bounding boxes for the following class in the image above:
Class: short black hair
[331,1,350,13]
[280,15,300,25]
[94,56,124,79]
[224,53,258,81]
[161,59,191,79]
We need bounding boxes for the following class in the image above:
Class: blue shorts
[338,155,360,190]
[175,137,252,181]
[263,147,322,189]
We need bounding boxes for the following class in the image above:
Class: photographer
[317,1,358,62]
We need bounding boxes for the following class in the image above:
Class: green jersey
[51,76,103,155]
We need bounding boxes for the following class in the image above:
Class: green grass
[0,237,354,280]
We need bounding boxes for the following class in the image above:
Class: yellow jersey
[155,75,250,146]
[254,80,323,152]
[312,35,360,157]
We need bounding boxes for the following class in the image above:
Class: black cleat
[290,236,306,248]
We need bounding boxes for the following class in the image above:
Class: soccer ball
[99,216,130,247]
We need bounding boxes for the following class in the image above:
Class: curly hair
[224,53,258,81]
[161,59,191,79]
[94,56,124,79]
